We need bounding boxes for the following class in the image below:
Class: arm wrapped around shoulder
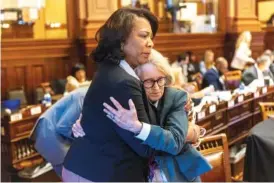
[143,90,189,155]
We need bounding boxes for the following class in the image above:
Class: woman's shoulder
[90,65,141,95]
[95,63,139,82]
[165,87,188,100]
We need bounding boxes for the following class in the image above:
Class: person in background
[202,57,228,91]
[172,67,214,106]
[29,87,88,177]
[187,51,203,86]
[262,50,274,81]
[171,53,190,83]
[200,50,215,75]
[65,76,80,93]
[172,67,186,87]
[231,31,255,71]
[71,63,87,83]
[263,50,274,62]
[242,55,274,86]
[65,63,91,93]
[73,49,211,182]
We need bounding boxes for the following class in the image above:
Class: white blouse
[231,43,255,70]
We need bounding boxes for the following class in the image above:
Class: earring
[121,43,124,51]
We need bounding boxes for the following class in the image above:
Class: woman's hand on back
[103,97,143,134]
[72,114,85,138]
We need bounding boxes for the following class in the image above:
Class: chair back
[224,70,242,90]
[7,87,28,107]
[198,133,231,182]
[259,102,274,120]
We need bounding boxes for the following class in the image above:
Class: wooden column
[218,0,227,32]
[226,0,261,32]
[66,0,81,39]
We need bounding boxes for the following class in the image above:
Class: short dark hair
[177,52,188,62]
[91,8,158,64]
[71,63,86,77]
[185,51,193,57]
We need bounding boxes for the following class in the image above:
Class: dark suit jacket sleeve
[203,72,220,91]
[111,79,156,158]
[142,91,188,155]
[242,70,256,86]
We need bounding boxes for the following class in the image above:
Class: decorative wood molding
[227,0,261,32]
[1,39,75,103]
[256,0,274,2]
[86,0,117,21]
[1,23,34,39]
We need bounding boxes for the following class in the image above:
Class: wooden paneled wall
[263,27,274,51]
[1,39,77,103]
[84,33,226,76]
[153,33,225,62]
[2,29,274,104]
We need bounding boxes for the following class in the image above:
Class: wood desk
[1,104,60,182]
[196,87,274,146]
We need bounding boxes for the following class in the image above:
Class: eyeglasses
[142,77,167,89]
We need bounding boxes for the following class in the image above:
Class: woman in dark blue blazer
[62,7,168,182]
[103,49,212,182]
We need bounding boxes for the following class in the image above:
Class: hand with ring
[103,97,143,134]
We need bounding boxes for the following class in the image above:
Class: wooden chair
[224,70,242,90]
[197,133,232,182]
[259,102,274,120]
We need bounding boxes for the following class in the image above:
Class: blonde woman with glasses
[100,49,211,182]
[72,49,211,182]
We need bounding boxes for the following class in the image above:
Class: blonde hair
[135,49,174,86]
[171,67,185,89]
[66,76,79,92]
[236,31,251,49]
[204,50,215,69]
